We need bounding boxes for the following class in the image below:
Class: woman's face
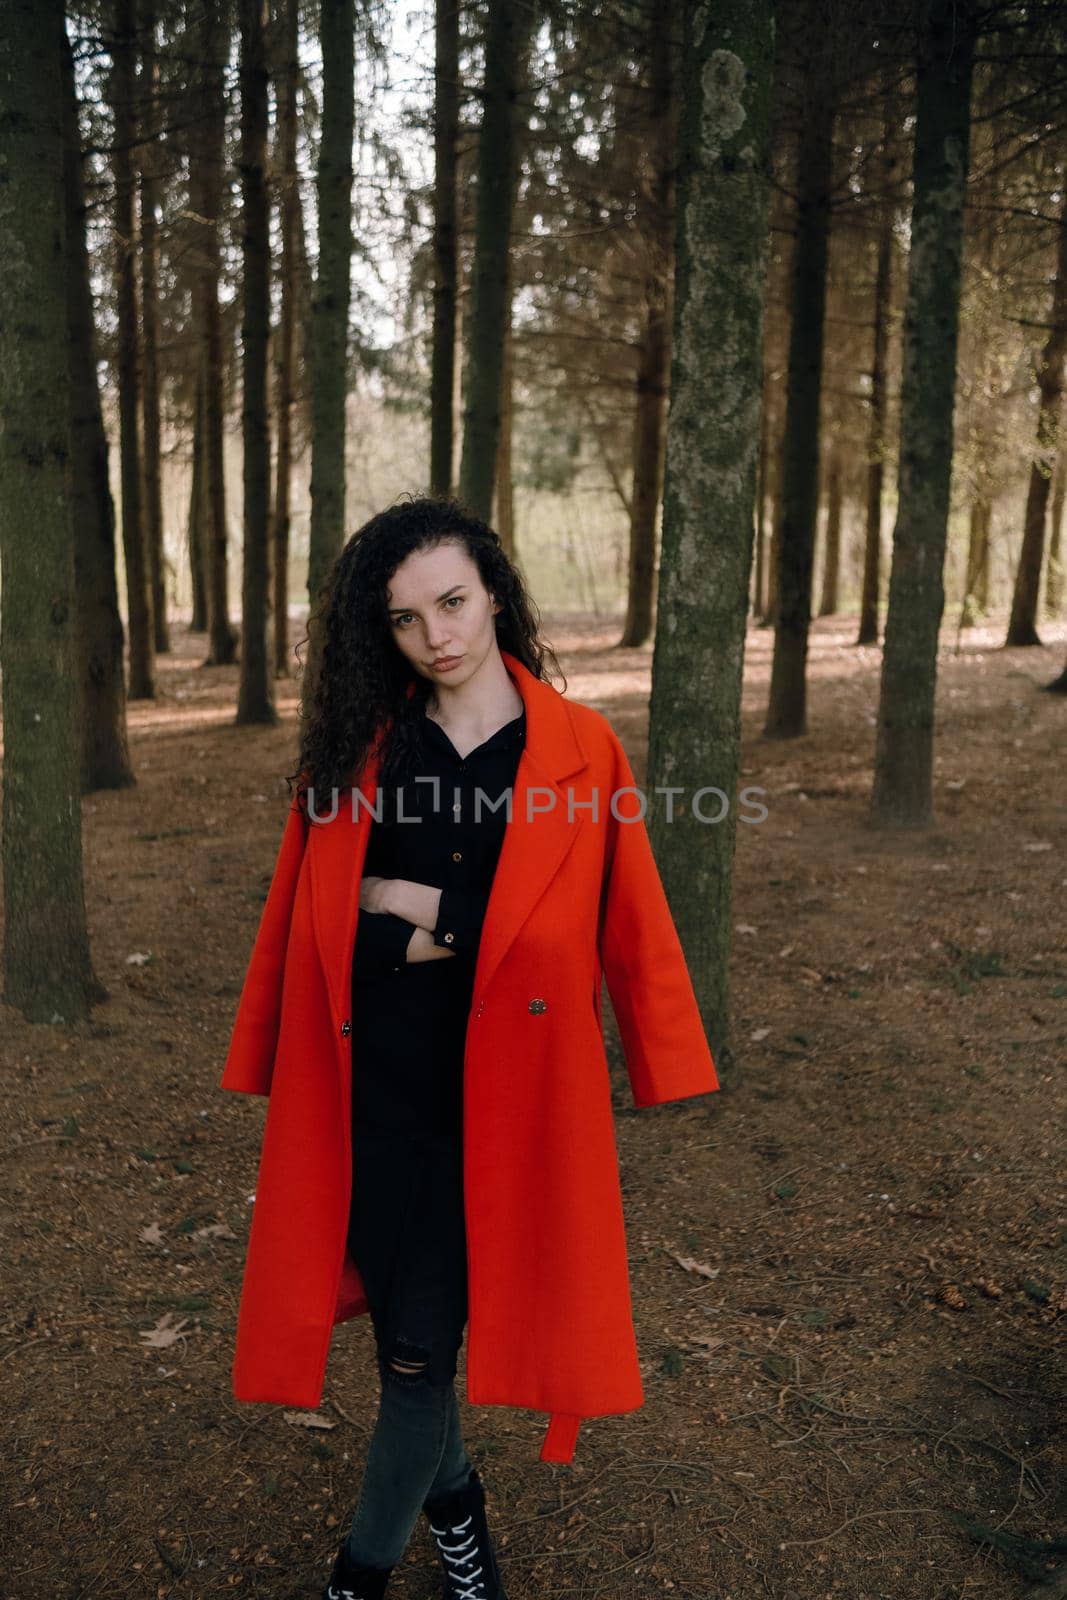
[384,539,501,689]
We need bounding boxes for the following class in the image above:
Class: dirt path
[1,612,1064,1599]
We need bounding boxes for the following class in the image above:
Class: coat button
[443,932,454,944]
[528,997,547,1014]
[341,1019,351,1037]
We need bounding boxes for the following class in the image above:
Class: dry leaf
[282,1409,336,1431]
[666,1250,720,1281]
[139,1313,193,1350]
[139,1221,164,1245]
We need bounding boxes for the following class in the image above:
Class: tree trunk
[430,0,460,497]
[858,115,894,646]
[109,0,155,699]
[650,0,774,1085]
[236,0,276,724]
[762,392,785,627]
[494,286,516,556]
[458,0,535,521]
[620,0,677,648]
[61,23,133,793]
[305,0,355,706]
[139,0,169,654]
[189,359,209,631]
[754,367,770,617]
[763,18,835,737]
[817,444,842,615]
[871,0,976,828]
[1006,183,1067,646]
[974,498,991,608]
[272,0,299,677]
[308,0,355,598]
[192,0,236,667]
[959,495,991,628]
[0,0,106,1021]
[1047,446,1064,615]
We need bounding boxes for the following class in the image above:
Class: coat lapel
[308,650,589,1038]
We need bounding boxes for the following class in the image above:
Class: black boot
[422,1465,508,1600]
[321,1538,393,1600]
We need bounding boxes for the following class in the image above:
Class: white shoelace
[428,1510,489,1600]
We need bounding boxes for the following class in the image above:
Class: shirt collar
[421,706,526,760]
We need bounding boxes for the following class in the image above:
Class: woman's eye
[392,596,461,628]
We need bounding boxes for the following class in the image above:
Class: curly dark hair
[287,495,565,820]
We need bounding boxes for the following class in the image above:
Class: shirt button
[341,1019,351,1036]
[443,932,455,944]
[528,997,547,1014]
[452,850,462,862]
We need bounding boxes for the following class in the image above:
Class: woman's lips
[431,654,464,671]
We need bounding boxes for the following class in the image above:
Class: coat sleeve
[597,730,719,1109]
[220,795,309,1098]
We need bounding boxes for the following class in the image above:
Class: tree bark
[0,0,105,1020]
[1047,445,1064,615]
[817,443,842,616]
[305,0,355,705]
[764,11,835,737]
[650,0,774,1084]
[139,0,169,654]
[754,365,770,617]
[620,0,677,648]
[871,0,976,828]
[236,0,276,724]
[494,281,516,556]
[430,0,460,497]
[61,23,133,794]
[458,0,535,520]
[858,110,894,647]
[959,494,990,628]
[1006,183,1067,646]
[191,0,236,667]
[109,0,156,698]
[272,0,299,677]
[189,358,209,631]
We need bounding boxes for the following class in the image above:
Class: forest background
[0,0,1064,1597]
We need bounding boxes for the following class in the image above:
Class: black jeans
[345,1128,473,1569]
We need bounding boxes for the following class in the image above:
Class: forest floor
[1,610,1065,1600]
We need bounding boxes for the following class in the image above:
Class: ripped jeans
[345,1127,473,1570]
[344,1342,474,1569]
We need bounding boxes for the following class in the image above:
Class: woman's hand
[358,879,453,963]
[404,926,455,963]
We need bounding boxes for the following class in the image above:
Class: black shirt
[348,703,526,1135]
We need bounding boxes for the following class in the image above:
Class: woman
[219,497,719,1600]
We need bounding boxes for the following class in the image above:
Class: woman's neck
[424,649,524,741]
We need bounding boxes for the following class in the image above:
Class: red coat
[219,649,718,1464]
